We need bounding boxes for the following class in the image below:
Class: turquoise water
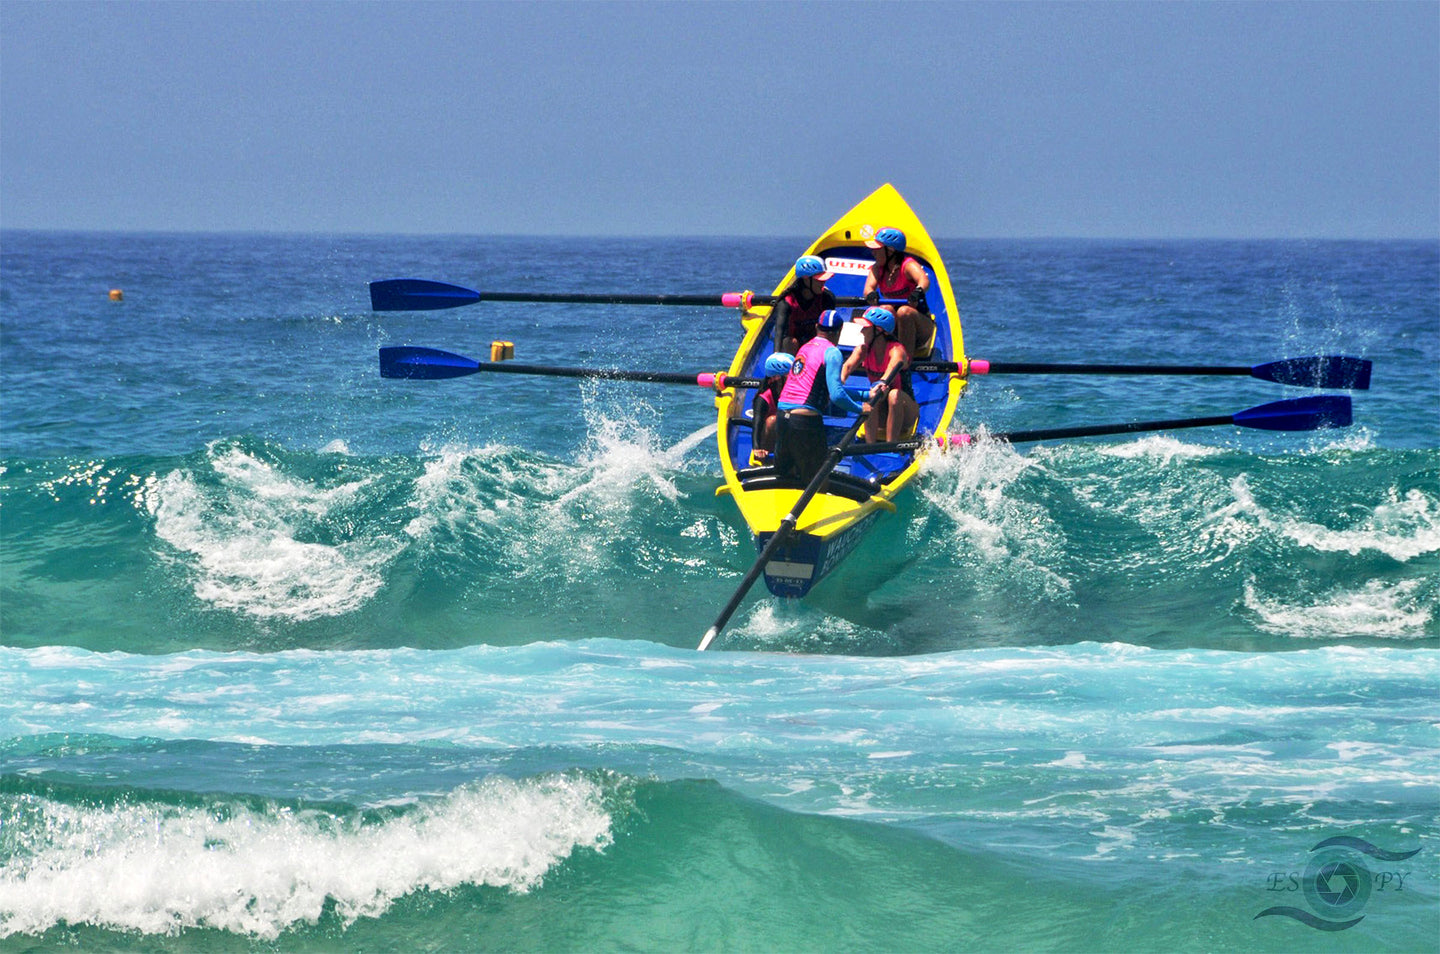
[1,233,1437,949]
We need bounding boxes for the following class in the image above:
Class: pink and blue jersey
[777,336,867,416]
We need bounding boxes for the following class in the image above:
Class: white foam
[404,442,510,539]
[1281,487,1440,562]
[918,432,1072,598]
[1097,434,1226,462]
[1244,577,1436,639]
[0,775,611,940]
[1088,824,1138,858]
[559,413,696,508]
[1047,751,1089,768]
[1221,477,1440,563]
[734,601,884,652]
[138,446,402,620]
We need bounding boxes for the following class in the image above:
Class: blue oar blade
[1252,356,1372,390]
[369,279,482,311]
[379,346,481,379]
[1232,395,1352,431]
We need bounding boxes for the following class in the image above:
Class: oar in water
[697,367,899,652]
[379,345,768,389]
[912,356,1372,390]
[841,396,1355,457]
[369,278,884,312]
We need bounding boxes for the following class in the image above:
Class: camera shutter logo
[1256,836,1421,932]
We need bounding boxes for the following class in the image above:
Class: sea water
[1,232,1436,950]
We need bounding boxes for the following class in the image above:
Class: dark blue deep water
[2,231,1437,950]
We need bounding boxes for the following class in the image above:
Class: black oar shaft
[844,397,1349,453]
[911,361,1249,375]
[480,291,751,306]
[699,434,857,651]
[700,365,897,651]
[994,415,1235,443]
[987,362,1251,376]
[370,279,877,310]
[841,415,1240,455]
[478,291,870,307]
[381,346,776,388]
[840,437,942,456]
[912,355,1372,390]
[473,361,702,385]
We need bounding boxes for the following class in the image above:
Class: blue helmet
[794,255,832,280]
[764,353,795,377]
[817,309,847,330]
[866,227,906,252]
[860,306,895,334]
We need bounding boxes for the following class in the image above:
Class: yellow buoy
[109,289,124,301]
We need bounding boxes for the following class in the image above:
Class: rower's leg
[867,401,886,443]
[896,305,936,359]
[890,390,918,441]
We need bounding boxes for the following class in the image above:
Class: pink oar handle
[967,359,990,375]
[697,371,765,391]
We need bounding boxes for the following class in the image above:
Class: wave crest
[0,774,612,940]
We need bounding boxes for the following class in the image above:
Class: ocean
[1,230,1436,951]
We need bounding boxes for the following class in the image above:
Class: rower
[863,227,936,359]
[843,306,918,443]
[773,310,871,487]
[750,352,794,463]
[772,255,837,355]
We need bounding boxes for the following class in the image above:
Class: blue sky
[2,1,1435,237]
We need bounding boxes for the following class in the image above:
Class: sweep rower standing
[773,309,871,486]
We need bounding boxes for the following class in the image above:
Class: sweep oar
[380,345,768,389]
[840,396,1354,456]
[912,356,1372,390]
[369,278,885,312]
[698,367,899,652]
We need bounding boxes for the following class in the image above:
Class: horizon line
[3,227,1437,243]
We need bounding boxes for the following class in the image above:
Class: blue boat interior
[727,249,953,490]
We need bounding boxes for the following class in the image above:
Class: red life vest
[876,255,921,299]
[781,287,832,343]
[861,339,908,382]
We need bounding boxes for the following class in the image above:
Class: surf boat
[714,184,966,597]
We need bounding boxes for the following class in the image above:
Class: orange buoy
[109,289,124,301]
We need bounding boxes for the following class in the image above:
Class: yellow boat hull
[714,184,967,596]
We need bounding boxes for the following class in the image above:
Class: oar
[839,396,1354,456]
[698,367,898,652]
[912,356,1372,390]
[380,345,768,389]
[369,278,884,312]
